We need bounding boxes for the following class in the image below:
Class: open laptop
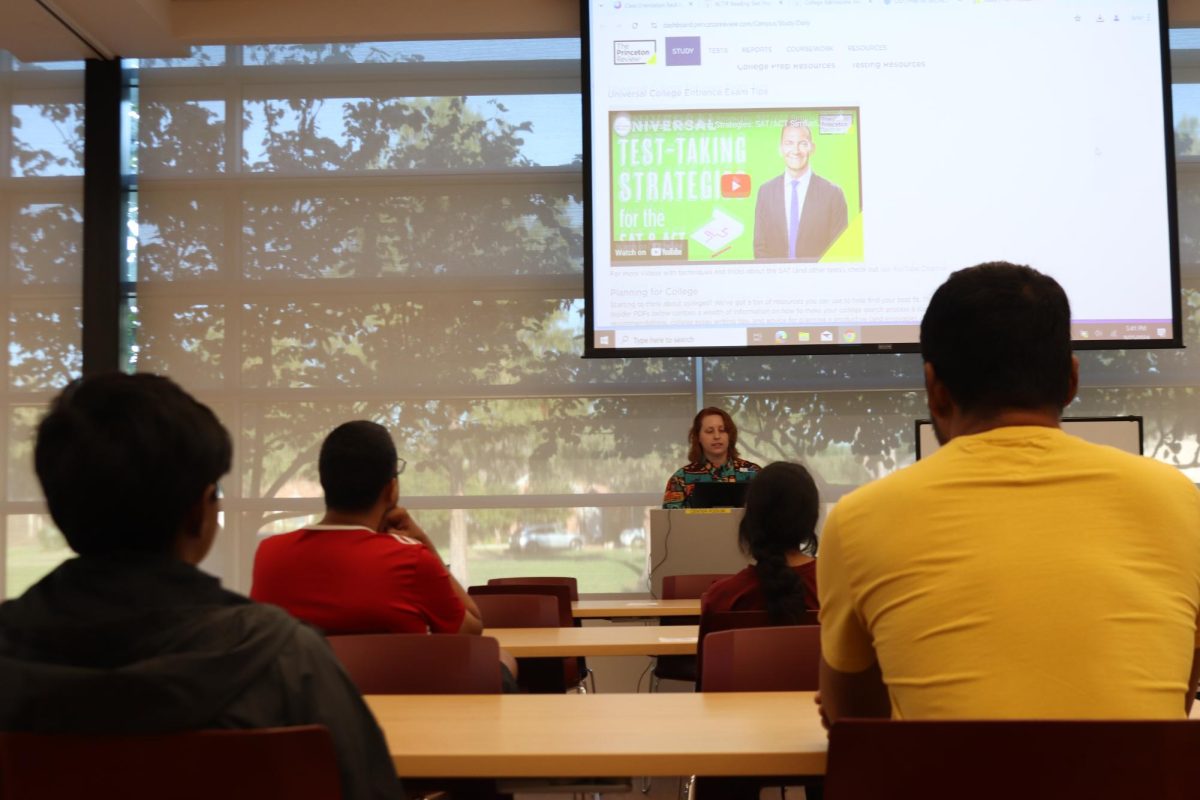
[688,481,749,509]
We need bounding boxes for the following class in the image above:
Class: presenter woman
[661,407,761,509]
[700,461,819,622]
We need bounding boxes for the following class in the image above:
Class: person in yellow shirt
[818,262,1200,724]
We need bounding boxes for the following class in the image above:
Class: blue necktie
[788,179,800,259]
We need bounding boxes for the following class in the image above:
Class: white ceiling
[0,0,580,62]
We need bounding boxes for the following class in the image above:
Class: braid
[737,461,821,624]
[751,548,809,624]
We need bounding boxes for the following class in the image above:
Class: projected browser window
[585,0,1178,355]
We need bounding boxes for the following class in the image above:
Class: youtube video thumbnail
[609,107,862,265]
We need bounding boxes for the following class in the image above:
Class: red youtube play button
[721,173,751,198]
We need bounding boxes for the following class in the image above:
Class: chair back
[488,576,580,601]
[473,592,560,628]
[0,726,342,800]
[699,625,820,692]
[326,633,501,694]
[469,584,574,627]
[662,573,733,600]
[825,719,1200,800]
[700,608,819,633]
[695,608,817,690]
[699,608,774,637]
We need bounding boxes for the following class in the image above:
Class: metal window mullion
[134,165,583,189]
[225,43,249,590]
[229,58,581,86]
[0,166,10,400]
[0,64,11,182]
[0,162,8,595]
[216,493,665,513]
[0,175,83,194]
[0,513,7,597]
[81,59,124,376]
[238,75,580,100]
[1172,64,1200,83]
[132,274,583,298]
[222,52,244,395]
[4,70,82,92]
[104,385,696,405]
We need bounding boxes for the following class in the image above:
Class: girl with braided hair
[701,461,820,622]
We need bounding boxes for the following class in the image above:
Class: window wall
[126,42,691,593]
[4,35,1200,597]
[0,51,84,596]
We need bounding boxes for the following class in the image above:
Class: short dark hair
[35,373,232,556]
[319,421,397,512]
[920,262,1073,414]
[687,407,740,465]
[738,461,820,624]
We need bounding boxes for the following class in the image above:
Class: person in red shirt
[701,461,820,622]
[251,421,483,636]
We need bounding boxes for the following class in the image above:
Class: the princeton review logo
[614,40,657,65]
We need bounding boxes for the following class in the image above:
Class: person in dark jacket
[0,372,402,800]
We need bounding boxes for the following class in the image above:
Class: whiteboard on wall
[915,417,1144,459]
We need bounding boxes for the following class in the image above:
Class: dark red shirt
[250,526,466,635]
[700,560,819,615]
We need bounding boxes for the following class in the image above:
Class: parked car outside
[509,523,584,554]
[618,526,646,549]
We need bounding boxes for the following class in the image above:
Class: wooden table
[368,691,826,778]
[572,598,701,618]
[369,693,1200,779]
[486,625,698,657]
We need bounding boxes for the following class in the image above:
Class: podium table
[648,508,749,596]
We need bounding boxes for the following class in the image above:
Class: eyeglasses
[395,457,407,477]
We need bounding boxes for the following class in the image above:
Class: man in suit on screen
[753,119,848,261]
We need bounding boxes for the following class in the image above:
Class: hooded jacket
[0,555,402,800]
